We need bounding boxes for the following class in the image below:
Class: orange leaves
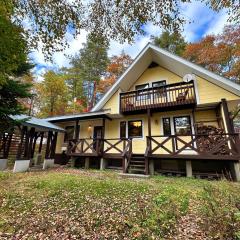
[97,52,132,94]
[183,25,240,83]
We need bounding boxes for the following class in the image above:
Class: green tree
[0,5,32,133]
[153,31,187,56]
[68,34,109,110]
[3,0,238,56]
[36,71,69,117]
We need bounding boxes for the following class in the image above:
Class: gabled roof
[11,115,65,132]
[92,43,240,112]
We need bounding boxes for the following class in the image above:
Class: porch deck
[67,133,240,175]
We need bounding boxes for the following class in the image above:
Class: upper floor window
[64,126,75,142]
[135,83,150,100]
[152,80,166,88]
[135,83,149,91]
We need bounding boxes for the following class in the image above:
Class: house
[45,43,240,180]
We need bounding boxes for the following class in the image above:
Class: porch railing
[67,138,133,160]
[146,133,240,160]
[67,138,101,156]
[120,81,196,113]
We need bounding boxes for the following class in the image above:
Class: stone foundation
[100,158,108,170]
[43,159,54,170]
[13,160,30,173]
[34,154,42,166]
[0,159,8,170]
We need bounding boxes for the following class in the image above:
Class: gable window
[128,120,143,138]
[120,121,126,139]
[173,116,192,135]
[152,80,166,88]
[162,118,171,136]
[135,83,150,100]
[64,126,75,142]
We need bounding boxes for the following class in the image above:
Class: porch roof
[11,115,65,132]
[44,110,112,123]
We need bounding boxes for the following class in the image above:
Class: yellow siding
[195,110,219,128]
[55,119,104,154]
[129,66,182,90]
[196,76,239,104]
[103,89,120,114]
[105,109,193,154]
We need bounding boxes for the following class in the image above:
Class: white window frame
[119,119,144,140]
[160,113,196,154]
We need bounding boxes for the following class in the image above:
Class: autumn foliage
[97,52,133,94]
[183,25,240,83]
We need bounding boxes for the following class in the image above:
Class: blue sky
[30,1,229,81]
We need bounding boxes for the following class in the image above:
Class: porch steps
[128,154,146,174]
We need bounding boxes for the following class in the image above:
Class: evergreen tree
[153,31,187,56]
[0,6,32,133]
[68,33,109,110]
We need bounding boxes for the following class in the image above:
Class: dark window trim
[135,83,150,100]
[173,115,192,136]
[162,117,171,136]
[120,121,127,139]
[152,80,166,88]
[128,120,143,138]
[135,83,149,90]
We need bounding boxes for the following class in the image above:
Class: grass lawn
[0,169,240,239]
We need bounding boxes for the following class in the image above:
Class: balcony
[120,80,196,114]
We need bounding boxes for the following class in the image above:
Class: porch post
[74,120,80,140]
[45,131,52,159]
[186,160,193,177]
[38,132,44,153]
[16,126,27,159]
[221,99,240,181]
[14,126,31,173]
[221,98,234,133]
[146,109,152,175]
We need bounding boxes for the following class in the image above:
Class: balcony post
[74,120,80,140]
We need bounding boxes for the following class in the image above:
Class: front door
[93,126,103,151]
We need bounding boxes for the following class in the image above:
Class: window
[128,120,143,138]
[135,83,149,100]
[152,80,166,88]
[162,118,171,136]
[120,121,126,139]
[64,126,75,142]
[174,116,192,135]
[135,83,149,90]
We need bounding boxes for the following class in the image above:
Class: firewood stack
[196,125,230,155]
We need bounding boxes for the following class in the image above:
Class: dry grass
[0,168,240,239]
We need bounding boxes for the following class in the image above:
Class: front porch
[66,132,240,180]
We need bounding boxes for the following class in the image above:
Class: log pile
[196,125,229,155]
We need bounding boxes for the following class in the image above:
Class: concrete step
[119,173,150,178]
[129,168,145,173]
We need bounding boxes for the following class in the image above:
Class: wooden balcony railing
[120,81,196,113]
[146,133,240,160]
